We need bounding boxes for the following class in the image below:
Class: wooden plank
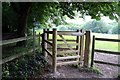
[48,39,76,42]
[1,36,33,46]
[57,43,79,46]
[94,60,120,67]
[94,49,120,55]
[47,48,76,50]
[42,29,48,58]
[59,35,73,50]
[91,35,95,67]
[52,29,57,74]
[58,31,84,36]
[0,48,39,65]
[44,31,53,34]
[57,61,79,66]
[57,56,80,60]
[44,48,52,57]
[79,29,85,66]
[58,50,79,54]
[71,32,85,36]
[76,30,80,63]
[44,40,53,46]
[84,31,91,67]
[38,33,41,47]
[95,38,120,42]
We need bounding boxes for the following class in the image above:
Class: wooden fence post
[38,32,40,48]
[79,29,84,66]
[47,29,49,39]
[42,29,47,59]
[76,30,80,63]
[91,35,95,67]
[84,30,91,67]
[52,28,57,74]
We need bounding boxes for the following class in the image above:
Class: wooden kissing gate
[42,28,91,74]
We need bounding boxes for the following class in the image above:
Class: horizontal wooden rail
[94,60,120,67]
[95,49,120,55]
[44,31,53,34]
[57,50,79,54]
[47,48,76,50]
[0,48,39,65]
[58,32,85,36]
[48,39,76,42]
[57,55,80,60]
[95,38,120,42]
[57,43,79,46]
[57,61,79,66]
[44,48,52,57]
[0,34,40,46]
[44,40,53,46]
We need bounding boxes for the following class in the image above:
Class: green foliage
[2,2,119,35]
[57,23,82,31]
[82,20,109,33]
[2,53,47,78]
[2,2,18,33]
[111,25,120,34]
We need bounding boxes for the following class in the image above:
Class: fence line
[1,34,41,64]
[91,35,120,67]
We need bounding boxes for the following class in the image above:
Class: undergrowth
[2,50,48,79]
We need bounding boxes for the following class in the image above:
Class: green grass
[36,31,119,52]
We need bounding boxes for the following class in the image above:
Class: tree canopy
[2,2,119,37]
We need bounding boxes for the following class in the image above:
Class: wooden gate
[42,28,91,74]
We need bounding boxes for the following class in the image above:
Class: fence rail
[1,34,40,64]
[91,35,120,67]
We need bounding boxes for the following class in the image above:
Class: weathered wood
[0,48,38,65]
[76,30,80,63]
[94,60,120,67]
[0,36,33,46]
[71,32,85,36]
[44,31,53,34]
[44,40,53,46]
[52,28,57,74]
[57,56,80,60]
[91,35,95,67]
[79,29,85,66]
[57,50,79,54]
[94,49,120,55]
[57,43,79,46]
[47,48,76,50]
[48,39,76,42]
[44,48,52,58]
[42,29,48,58]
[95,38,120,42]
[84,31,91,67]
[59,35,73,50]
[57,61,79,66]
[38,32,40,47]
[47,29,49,39]
[33,30,36,54]
[58,31,84,36]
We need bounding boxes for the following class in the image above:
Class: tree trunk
[16,3,32,47]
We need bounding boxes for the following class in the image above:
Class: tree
[2,2,119,46]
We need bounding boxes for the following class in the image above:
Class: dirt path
[37,52,119,78]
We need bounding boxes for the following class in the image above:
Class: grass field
[36,30,119,52]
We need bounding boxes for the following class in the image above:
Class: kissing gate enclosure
[42,29,91,74]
